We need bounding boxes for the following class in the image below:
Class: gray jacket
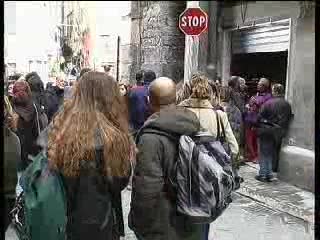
[129,106,208,240]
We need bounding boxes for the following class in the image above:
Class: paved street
[121,189,314,240]
[5,188,314,240]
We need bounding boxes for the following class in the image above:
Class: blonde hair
[4,96,18,131]
[190,73,211,99]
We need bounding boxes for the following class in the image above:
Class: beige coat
[179,98,239,155]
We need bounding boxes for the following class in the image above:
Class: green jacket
[4,127,20,196]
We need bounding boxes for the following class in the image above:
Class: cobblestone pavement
[6,189,314,240]
[121,189,314,240]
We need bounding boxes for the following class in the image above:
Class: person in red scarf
[12,80,45,172]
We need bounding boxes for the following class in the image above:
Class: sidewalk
[237,163,314,227]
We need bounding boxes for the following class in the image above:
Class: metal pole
[116,36,120,82]
[61,1,65,37]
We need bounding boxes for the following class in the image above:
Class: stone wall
[278,7,315,192]
[128,1,186,83]
[218,1,315,191]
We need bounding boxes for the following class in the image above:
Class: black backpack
[171,111,238,224]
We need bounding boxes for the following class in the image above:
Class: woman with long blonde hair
[47,71,133,240]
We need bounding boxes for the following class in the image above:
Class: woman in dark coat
[47,72,134,240]
[4,96,21,231]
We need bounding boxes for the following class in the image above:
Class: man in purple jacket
[244,78,272,163]
[128,70,156,137]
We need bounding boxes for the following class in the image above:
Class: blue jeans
[258,134,275,178]
[204,224,210,240]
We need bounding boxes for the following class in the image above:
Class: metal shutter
[231,20,290,54]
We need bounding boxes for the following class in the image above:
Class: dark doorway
[231,51,288,97]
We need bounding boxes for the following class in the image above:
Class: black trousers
[272,137,283,172]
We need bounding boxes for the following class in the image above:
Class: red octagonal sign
[179,7,208,36]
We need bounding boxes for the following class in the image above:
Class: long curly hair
[48,72,131,177]
[4,96,18,132]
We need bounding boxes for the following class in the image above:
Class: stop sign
[179,7,208,36]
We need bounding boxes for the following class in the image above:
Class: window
[66,12,74,40]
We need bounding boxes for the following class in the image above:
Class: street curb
[236,186,314,225]
[237,163,314,227]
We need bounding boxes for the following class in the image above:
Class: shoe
[239,176,244,183]
[266,176,274,182]
[255,175,268,183]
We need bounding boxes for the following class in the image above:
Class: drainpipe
[116,36,121,82]
[61,1,65,39]
[207,1,220,80]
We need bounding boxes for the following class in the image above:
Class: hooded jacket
[129,106,208,240]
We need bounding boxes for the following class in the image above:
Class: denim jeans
[204,224,210,240]
[258,134,275,178]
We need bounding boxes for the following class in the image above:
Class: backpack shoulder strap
[33,103,41,136]
[213,110,228,146]
[214,110,222,140]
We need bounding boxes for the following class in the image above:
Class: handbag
[215,111,242,190]
[33,103,48,135]
[215,111,231,155]
[9,192,29,240]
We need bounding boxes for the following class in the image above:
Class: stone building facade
[212,1,315,192]
[61,1,91,68]
[126,1,186,83]
[128,1,315,192]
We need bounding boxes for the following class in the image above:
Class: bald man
[148,77,177,113]
[129,77,205,240]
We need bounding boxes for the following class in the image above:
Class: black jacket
[25,72,48,114]
[46,86,64,122]
[129,106,206,240]
[257,96,293,137]
[14,104,42,171]
[4,127,20,196]
[63,154,129,240]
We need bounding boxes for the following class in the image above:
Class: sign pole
[179,2,209,82]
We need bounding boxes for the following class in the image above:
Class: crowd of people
[4,66,293,240]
